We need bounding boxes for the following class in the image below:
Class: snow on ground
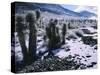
[12,24,97,68]
[55,38,97,66]
[54,26,97,68]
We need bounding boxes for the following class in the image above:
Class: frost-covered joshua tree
[26,10,41,63]
[46,19,61,56]
[16,16,29,65]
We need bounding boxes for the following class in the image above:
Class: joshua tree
[62,23,66,44]
[16,16,29,65]
[46,19,61,56]
[26,10,41,63]
[68,23,71,29]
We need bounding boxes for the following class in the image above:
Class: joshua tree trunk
[62,24,66,44]
[17,31,29,65]
[28,22,37,63]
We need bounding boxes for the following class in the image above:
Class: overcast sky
[61,4,97,14]
[61,4,78,11]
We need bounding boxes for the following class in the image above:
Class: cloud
[74,6,97,14]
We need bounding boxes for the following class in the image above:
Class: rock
[37,39,42,42]
[65,48,70,51]
[86,55,91,58]
[87,65,93,68]
[94,45,97,49]
[87,62,97,68]
[91,62,97,65]
[67,35,77,40]
[75,31,83,37]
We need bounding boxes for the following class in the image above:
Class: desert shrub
[82,36,97,46]
[17,55,87,73]
[82,29,92,34]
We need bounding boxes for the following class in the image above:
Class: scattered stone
[37,39,42,42]
[86,55,91,58]
[75,31,83,37]
[87,65,93,68]
[91,62,97,65]
[65,48,70,51]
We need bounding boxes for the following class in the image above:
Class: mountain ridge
[15,2,97,19]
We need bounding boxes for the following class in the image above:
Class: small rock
[86,55,91,58]
[65,48,70,51]
[91,62,97,65]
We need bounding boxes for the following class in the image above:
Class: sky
[61,4,78,11]
[61,4,97,14]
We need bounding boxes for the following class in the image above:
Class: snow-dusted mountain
[15,2,97,19]
[74,6,97,14]
[15,2,81,17]
[78,11,97,18]
[74,6,97,19]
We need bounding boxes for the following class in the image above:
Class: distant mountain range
[77,10,97,19]
[15,2,97,19]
